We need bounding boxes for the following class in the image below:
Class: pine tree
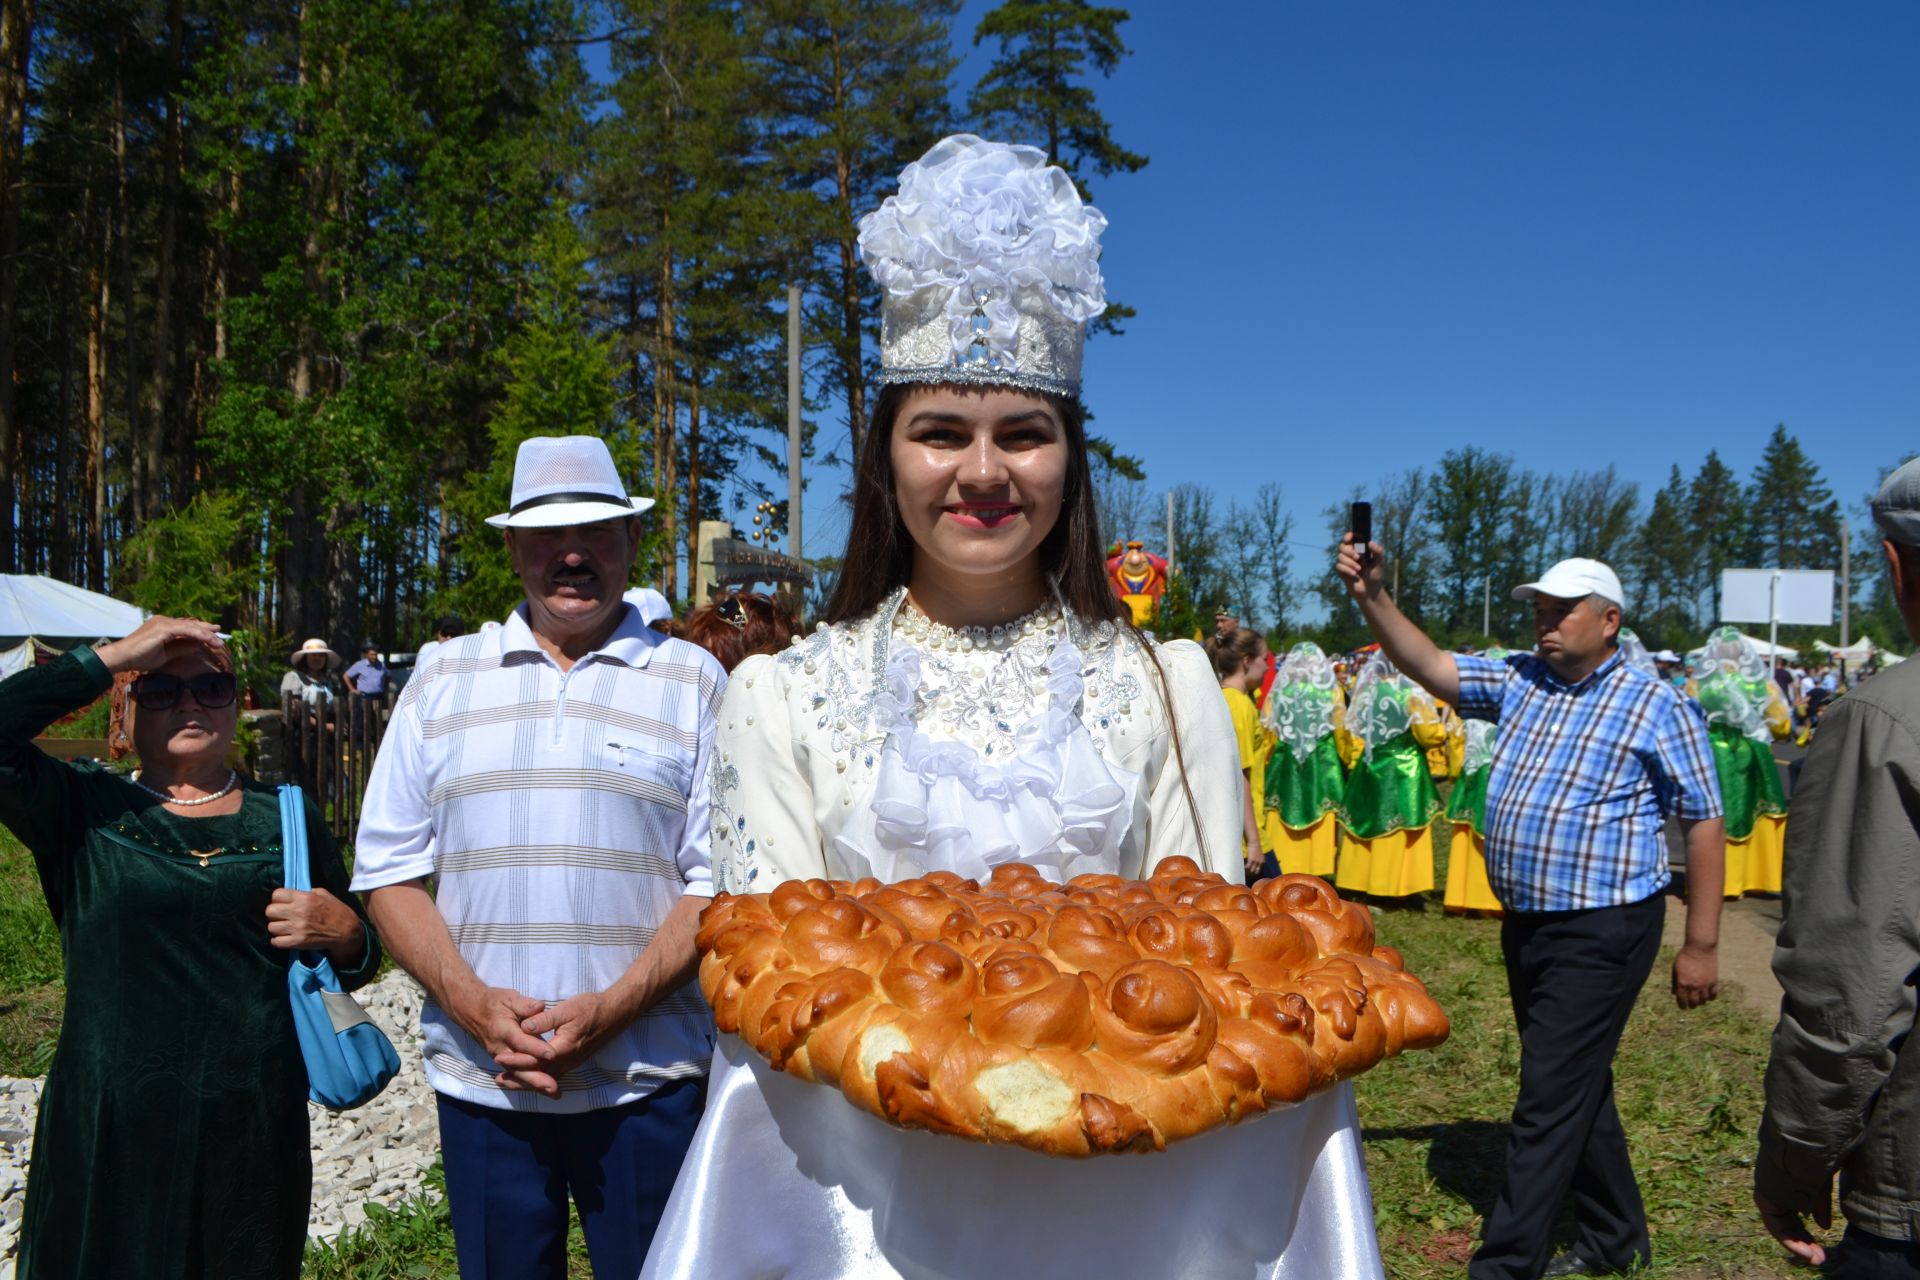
[969,0,1143,339]
[1748,424,1841,572]
[968,0,1146,194]
[1632,466,1698,649]
[753,0,959,465]
[1689,450,1748,625]
[445,217,628,625]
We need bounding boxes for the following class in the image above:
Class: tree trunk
[828,31,867,462]
[684,371,702,599]
[139,0,185,524]
[85,187,110,592]
[656,218,678,601]
[0,0,33,572]
[113,57,140,540]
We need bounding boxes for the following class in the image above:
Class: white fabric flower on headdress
[858,135,1107,391]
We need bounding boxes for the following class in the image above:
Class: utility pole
[1165,491,1176,577]
[786,284,802,563]
[1483,575,1491,639]
[1839,517,1850,648]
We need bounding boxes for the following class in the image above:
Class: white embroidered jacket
[710,597,1244,892]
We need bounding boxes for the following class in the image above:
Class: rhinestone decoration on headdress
[858,134,1108,397]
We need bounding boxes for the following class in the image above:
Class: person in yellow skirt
[1336,650,1446,898]
[1688,627,1791,896]
[1209,626,1277,881]
[1444,648,1510,914]
[1260,641,1348,877]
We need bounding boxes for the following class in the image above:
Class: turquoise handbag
[279,784,400,1110]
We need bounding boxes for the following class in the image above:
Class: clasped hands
[463,986,626,1099]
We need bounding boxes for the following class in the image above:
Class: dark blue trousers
[436,1077,706,1280]
[1469,895,1664,1280]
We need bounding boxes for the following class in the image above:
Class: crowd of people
[1202,596,1888,916]
[0,133,1912,1280]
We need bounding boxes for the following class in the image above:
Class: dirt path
[1663,892,1784,1023]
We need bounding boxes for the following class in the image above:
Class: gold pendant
[192,850,221,868]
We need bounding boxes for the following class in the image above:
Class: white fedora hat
[485,436,656,529]
[1512,557,1625,609]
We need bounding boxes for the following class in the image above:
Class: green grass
[0,826,63,1075]
[1356,889,1789,1278]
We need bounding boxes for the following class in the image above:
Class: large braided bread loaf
[697,858,1448,1157]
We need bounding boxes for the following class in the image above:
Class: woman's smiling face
[889,386,1068,584]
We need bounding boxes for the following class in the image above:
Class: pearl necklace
[133,769,239,808]
[896,601,1061,652]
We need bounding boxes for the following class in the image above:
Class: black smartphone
[1350,501,1373,567]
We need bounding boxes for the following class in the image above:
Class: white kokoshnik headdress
[858,134,1107,397]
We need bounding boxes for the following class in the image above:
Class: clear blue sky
[707,4,1918,577]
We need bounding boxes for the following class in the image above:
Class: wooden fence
[279,693,392,842]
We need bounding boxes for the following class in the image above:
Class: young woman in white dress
[639,135,1388,1280]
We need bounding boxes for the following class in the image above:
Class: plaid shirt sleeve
[1453,653,1509,721]
[1648,688,1723,821]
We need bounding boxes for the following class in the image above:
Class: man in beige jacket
[1756,457,1920,1278]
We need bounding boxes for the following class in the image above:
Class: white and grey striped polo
[353,605,725,1113]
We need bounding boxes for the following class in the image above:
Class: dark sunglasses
[716,596,747,630]
[132,672,237,711]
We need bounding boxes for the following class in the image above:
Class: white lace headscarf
[1617,628,1658,677]
[1459,647,1509,774]
[1689,625,1770,741]
[1263,641,1338,763]
[1346,651,1426,763]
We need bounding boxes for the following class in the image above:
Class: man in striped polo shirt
[1336,540,1725,1280]
[354,437,726,1279]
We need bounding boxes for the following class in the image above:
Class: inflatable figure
[1106,540,1169,626]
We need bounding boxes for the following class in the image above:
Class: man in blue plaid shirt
[1337,539,1725,1280]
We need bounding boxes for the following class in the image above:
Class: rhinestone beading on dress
[893,600,1062,653]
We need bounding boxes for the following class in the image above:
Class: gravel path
[0,971,443,1274]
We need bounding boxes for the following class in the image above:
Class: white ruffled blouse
[710,591,1244,892]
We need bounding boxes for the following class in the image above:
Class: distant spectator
[413,615,466,669]
[280,637,340,716]
[624,586,674,628]
[344,640,388,697]
[683,591,798,674]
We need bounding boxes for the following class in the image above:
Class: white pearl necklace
[133,769,239,808]
[896,601,1060,652]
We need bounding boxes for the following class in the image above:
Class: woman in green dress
[1335,651,1446,899]
[1686,626,1791,897]
[0,615,380,1279]
[1442,648,1509,915]
[1260,641,1348,877]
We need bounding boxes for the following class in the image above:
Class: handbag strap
[278,783,311,893]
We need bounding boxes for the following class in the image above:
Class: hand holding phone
[1350,501,1374,569]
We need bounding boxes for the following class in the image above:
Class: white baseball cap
[623,587,673,626]
[485,436,655,529]
[1512,557,1624,609]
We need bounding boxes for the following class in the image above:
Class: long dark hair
[824,379,1209,862]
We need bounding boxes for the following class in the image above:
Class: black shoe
[1539,1253,1618,1279]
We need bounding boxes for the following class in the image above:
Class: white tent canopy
[0,575,146,649]
[1814,638,1890,662]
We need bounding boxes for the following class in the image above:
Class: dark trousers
[1829,1227,1920,1279]
[1468,895,1665,1280]
[437,1077,706,1280]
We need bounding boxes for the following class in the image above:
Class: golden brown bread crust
[697,858,1450,1157]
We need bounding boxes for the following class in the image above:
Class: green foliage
[970,0,1148,192]
[442,217,632,625]
[121,491,258,623]
[1748,425,1840,572]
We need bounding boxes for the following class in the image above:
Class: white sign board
[1720,569,1834,627]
